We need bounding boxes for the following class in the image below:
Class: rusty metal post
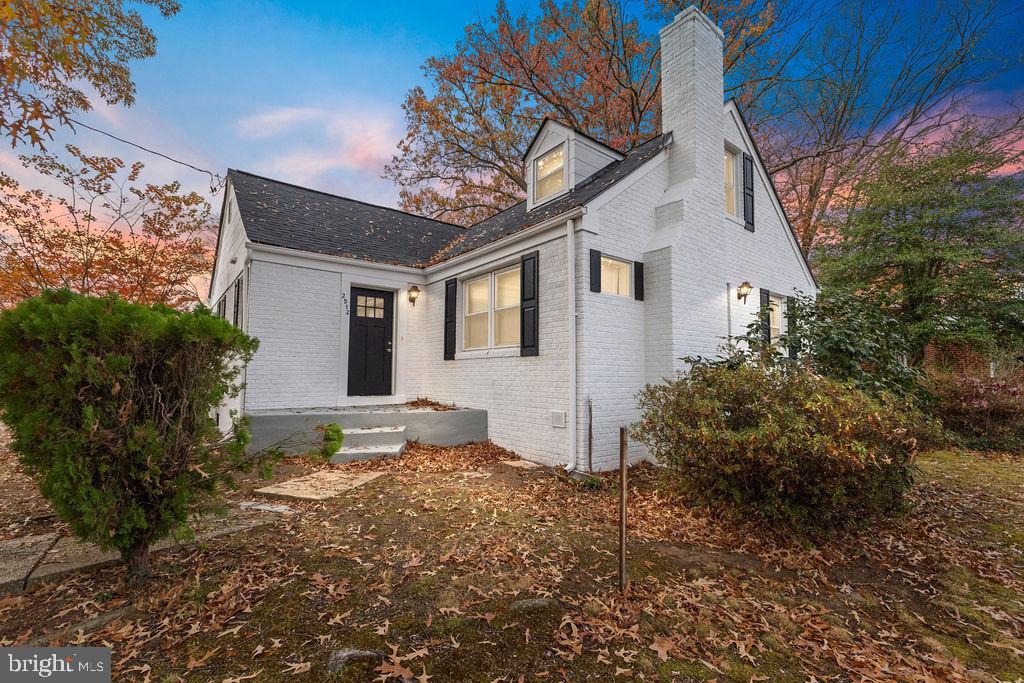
[618,426,628,592]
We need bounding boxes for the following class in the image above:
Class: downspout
[565,217,579,472]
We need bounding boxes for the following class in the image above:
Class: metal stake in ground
[618,426,628,593]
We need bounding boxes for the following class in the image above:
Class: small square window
[600,256,631,298]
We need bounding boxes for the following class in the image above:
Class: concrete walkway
[0,505,289,594]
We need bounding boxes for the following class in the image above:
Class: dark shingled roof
[227,132,670,268]
[227,169,466,267]
[430,133,671,263]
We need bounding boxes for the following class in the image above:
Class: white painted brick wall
[405,237,571,466]
[245,260,342,409]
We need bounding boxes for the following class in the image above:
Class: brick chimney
[658,6,724,191]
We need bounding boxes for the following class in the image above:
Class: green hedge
[0,291,272,575]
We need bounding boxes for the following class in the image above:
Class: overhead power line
[68,117,225,194]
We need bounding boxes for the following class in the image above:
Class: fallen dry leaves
[0,443,1020,681]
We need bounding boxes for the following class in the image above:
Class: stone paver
[0,509,284,594]
[501,459,540,470]
[255,470,384,502]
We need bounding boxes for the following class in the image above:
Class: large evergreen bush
[0,291,273,576]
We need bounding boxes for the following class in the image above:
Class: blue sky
[3,1,534,207]
[3,0,1021,210]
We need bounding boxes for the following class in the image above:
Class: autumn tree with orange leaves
[0,146,213,309]
[383,0,809,226]
[387,0,1021,253]
[0,0,179,149]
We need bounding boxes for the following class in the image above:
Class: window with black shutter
[786,296,799,359]
[759,288,771,344]
[520,251,539,356]
[443,278,457,360]
[589,249,601,293]
[232,278,243,328]
[742,152,755,232]
[633,261,644,301]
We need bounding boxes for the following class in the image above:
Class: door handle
[386,340,392,353]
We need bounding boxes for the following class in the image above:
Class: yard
[0,437,1022,682]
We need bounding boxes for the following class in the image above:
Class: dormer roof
[521,119,624,162]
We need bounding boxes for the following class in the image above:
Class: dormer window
[534,144,565,201]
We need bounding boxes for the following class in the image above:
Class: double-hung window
[724,149,739,217]
[534,145,565,201]
[464,266,521,350]
[769,293,784,344]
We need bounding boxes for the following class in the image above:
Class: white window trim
[534,143,566,203]
[769,293,785,345]
[462,265,522,351]
[599,254,632,299]
[724,146,740,219]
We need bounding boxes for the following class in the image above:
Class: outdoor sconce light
[407,285,421,306]
[736,281,753,303]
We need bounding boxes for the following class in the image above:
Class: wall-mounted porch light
[736,281,753,303]
[407,285,421,306]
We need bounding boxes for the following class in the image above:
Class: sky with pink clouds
[2,0,1021,212]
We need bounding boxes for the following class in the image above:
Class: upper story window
[464,266,521,350]
[724,149,738,217]
[535,145,565,201]
[600,256,631,298]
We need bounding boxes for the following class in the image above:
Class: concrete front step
[330,442,406,464]
[342,425,406,449]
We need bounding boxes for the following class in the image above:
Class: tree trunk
[123,542,150,579]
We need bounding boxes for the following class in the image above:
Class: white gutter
[565,217,579,473]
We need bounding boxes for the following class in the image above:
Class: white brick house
[208,6,816,470]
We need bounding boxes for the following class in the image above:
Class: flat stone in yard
[0,509,281,594]
[501,459,540,470]
[509,597,558,613]
[239,500,297,514]
[255,470,384,502]
[327,648,385,672]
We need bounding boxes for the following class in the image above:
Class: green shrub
[315,423,345,460]
[923,371,1024,452]
[634,361,941,530]
[0,291,276,576]
[783,291,921,398]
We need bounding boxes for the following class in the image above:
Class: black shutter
[217,297,225,318]
[443,278,457,360]
[633,261,644,301]
[232,279,243,328]
[742,152,755,232]
[786,296,799,360]
[520,251,539,357]
[759,288,771,344]
[589,249,601,292]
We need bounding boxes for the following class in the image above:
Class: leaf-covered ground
[0,440,1022,682]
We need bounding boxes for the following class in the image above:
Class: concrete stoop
[331,425,406,464]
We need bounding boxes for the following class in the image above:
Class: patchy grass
[0,447,1022,681]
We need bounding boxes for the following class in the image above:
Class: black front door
[347,287,394,396]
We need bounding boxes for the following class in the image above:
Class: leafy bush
[783,291,921,398]
[634,360,941,530]
[923,371,1024,452]
[0,291,276,576]
[315,423,345,460]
